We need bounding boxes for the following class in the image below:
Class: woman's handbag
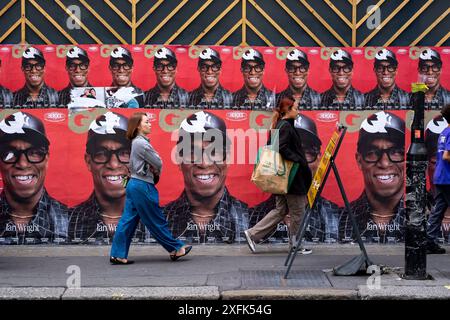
[251,123,299,194]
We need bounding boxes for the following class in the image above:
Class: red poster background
[0,109,424,210]
[0,45,449,95]
[0,44,447,209]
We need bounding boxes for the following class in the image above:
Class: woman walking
[244,97,313,253]
[110,112,192,264]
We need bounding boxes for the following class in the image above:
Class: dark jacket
[271,118,312,195]
[13,84,60,108]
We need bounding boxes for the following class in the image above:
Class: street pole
[404,83,429,280]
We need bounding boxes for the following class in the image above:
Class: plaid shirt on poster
[440,221,450,244]
[144,84,189,108]
[0,189,68,245]
[231,85,276,110]
[164,188,249,244]
[188,85,233,109]
[69,192,148,245]
[0,86,13,107]
[249,195,340,243]
[275,86,321,110]
[339,192,406,244]
[320,86,365,110]
[424,86,450,110]
[12,83,60,108]
[364,85,411,110]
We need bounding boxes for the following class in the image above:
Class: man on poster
[417,49,450,110]
[321,49,364,110]
[188,47,233,109]
[364,49,411,110]
[339,111,406,243]
[232,48,276,110]
[69,112,147,244]
[145,47,189,109]
[0,111,68,244]
[276,49,321,110]
[59,46,92,106]
[13,47,60,108]
[107,46,144,108]
[0,57,13,107]
[164,111,249,244]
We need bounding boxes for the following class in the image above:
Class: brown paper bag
[251,146,298,194]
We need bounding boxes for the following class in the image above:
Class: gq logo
[144,45,165,59]
[159,110,196,132]
[232,46,254,60]
[68,109,108,134]
[11,45,30,59]
[364,47,387,60]
[409,47,434,60]
[320,47,342,61]
[275,47,296,61]
[188,46,212,59]
[55,45,79,58]
[249,111,272,130]
[100,45,123,58]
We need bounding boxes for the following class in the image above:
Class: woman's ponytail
[271,97,295,129]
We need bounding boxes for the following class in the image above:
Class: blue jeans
[427,185,450,244]
[111,178,184,259]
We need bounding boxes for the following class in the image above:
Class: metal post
[403,84,429,280]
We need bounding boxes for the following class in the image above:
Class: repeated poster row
[0,108,448,245]
[0,45,449,110]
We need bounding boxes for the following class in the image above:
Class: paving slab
[221,289,357,300]
[358,285,450,300]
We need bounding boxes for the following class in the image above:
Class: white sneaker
[244,230,256,253]
[298,247,312,255]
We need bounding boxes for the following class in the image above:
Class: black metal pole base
[403,225,428,280]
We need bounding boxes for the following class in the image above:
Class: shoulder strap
[270,120,287,150]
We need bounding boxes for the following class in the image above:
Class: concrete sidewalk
[1,244,449,300]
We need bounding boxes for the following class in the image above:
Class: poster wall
[0,108,448,245]
[0,44,448,245]
[0,44,448,109]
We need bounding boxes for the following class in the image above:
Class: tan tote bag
[251,123,299,194]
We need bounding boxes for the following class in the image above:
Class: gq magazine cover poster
[0,44,448,246]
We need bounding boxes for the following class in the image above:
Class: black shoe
[426,243,446,254]
[170,245,192,261]
[110,257,135,265]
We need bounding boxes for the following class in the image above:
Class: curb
[2,285,450,300]
[62,286,220,300]
[0,287,220,300]
[221,289,358,300]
